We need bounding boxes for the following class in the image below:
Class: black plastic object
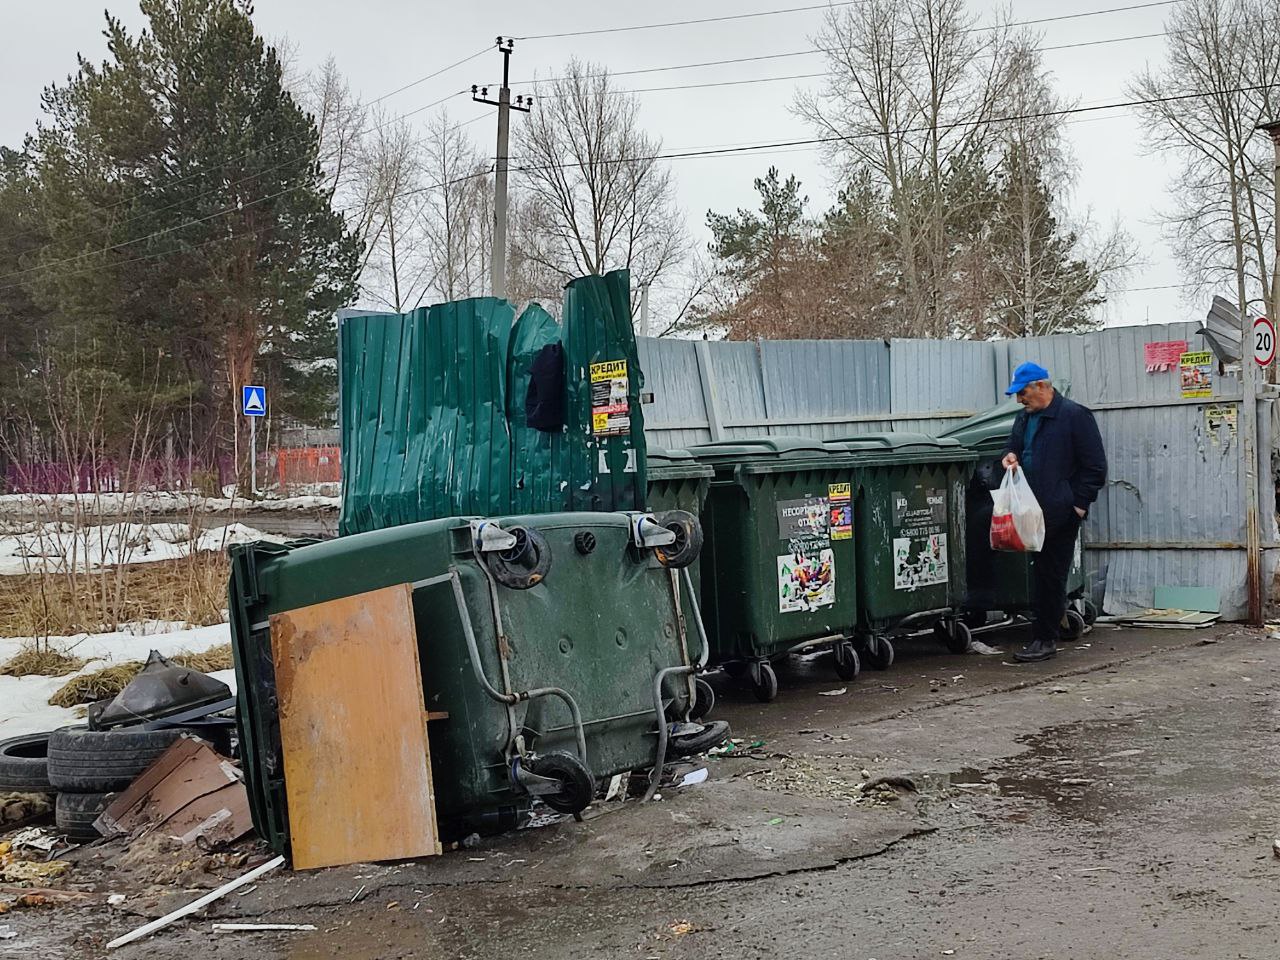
[527,751,595,814]
[526,342,566,431]
[89,650,232,730]
[654,510,703,569]
[0,732,52,793]
[485,526,552,589]
[573,531,597,555]
[669,719,730,756]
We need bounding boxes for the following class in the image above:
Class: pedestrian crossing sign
[242,385,266,417]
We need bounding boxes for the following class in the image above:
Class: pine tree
[24,0,360,478]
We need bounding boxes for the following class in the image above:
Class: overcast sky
[4,0,1205,329]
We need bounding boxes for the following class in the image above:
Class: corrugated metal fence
[638,323,1279,619]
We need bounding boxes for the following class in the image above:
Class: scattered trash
[942,951,956,956]
[1049,686,1069,694]
[8,828,57,855]
[108,894,127,907]
[95,738,251,848]
[1272,839,1280,859]
[767,817,784,825]
[604,773,624,801]
[0,857,70,884]
[211,923,317,933]
[105,854,285,950]
[349,884,366,903]
[669,920,694,936]
[0,794,53,828]
[677,768,708,787]
[460,833,482,849]
[818,688,847,697]
[707,739,766,758]
[0,925,14,940]
[968,640,1003,656]
[1196,636,1220,645]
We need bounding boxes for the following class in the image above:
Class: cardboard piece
[95,737,252,847]
[269,582,441,869]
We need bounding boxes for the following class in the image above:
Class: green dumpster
[940,401,1091,637]
[646,448,718,716]
[683,437,862,702]
[229,510,714,850]
[821,433,977,667]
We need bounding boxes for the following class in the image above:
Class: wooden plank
[270,583,440,869]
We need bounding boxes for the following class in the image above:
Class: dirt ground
[7,621,1280,959]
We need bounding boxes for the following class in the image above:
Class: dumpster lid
[647,447,715,479]
[685,436,831,462]
[825,432,976,461]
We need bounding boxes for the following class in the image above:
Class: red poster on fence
[1144,340,1189,372]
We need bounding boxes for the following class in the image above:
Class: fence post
[694,339,727,442]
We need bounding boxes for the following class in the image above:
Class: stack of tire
[0,726,191,841]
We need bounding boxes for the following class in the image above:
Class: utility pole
[638,282,651,337]
[472,37,531,300]
[1258,121,1280,386]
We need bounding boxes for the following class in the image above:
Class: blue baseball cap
[1005,361,1050,396]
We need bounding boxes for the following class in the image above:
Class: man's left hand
[1074,507,1086,518]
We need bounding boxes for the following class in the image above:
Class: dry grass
[46,643,234,708]
[0,645,87,678]
[0,553,229,638]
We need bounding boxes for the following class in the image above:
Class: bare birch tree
[416,111,492,304]
[796,0,1015,337]
[512,59,687,313]
[1130,0,1279,320]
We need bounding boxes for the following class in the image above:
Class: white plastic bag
[990,466,1045,552]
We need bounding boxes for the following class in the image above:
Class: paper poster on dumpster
[1179,351,1213,399]
[778,549,836,612]
[590,359,630,436]
[776,496,831,551]
[891,487,949,590]
[828,483,853,540]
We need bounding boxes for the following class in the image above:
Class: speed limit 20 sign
[1254,316,1275,367]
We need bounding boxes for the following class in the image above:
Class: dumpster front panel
[699,462,859,663]
[857,460,971,628]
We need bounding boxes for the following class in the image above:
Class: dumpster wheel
[862,635,895,671]
[653,510,703,569]
[749,660,778,703]
[526,751,596,814]
[670,719,731,755]
[833,640,861,681]
[485,526,552,589]
[689,677,716,720]
[1061,608,1087,641]
[935,619,972,655]
[1077,598,1098,626]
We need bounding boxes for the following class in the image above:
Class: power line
[515,0,1179,41]
[9,81,1276,290]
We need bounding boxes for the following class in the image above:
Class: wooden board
[270,583,441,869]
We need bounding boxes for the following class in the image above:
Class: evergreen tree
[23,0,360,476]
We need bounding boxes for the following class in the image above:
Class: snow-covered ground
[0,520,287,575]
[0,621,235,739]
[0,490,339,520]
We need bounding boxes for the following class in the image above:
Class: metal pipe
[643,663,695,803]
[681,566,711,669]
[450,563,590,767]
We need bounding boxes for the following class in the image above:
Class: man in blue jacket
[1000,362,1107,663]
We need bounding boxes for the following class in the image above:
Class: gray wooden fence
[637,323,1279,619]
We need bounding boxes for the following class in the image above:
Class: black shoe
[1013,639,1058,663]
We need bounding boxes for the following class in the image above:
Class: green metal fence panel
[339,271,648,534]
[561,270,647,513]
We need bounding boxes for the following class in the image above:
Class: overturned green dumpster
[229,509,715,854]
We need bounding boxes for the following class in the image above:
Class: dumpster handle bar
[445,566,590,768]
[640,567,711,803]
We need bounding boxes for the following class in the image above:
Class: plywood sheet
[270,583,440,869]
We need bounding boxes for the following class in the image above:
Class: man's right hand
[1002,453,1019,469]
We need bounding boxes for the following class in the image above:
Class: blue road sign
[242,385,267,417]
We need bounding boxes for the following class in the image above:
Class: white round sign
[1254,316,1275,367]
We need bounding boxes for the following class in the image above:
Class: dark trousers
[1031,517,1081,643]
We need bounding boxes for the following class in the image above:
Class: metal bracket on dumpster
[470,520,518,553]
[510,757,567,798]
[626,512,676,549]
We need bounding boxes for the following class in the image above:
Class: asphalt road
[16,621,1280,960]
